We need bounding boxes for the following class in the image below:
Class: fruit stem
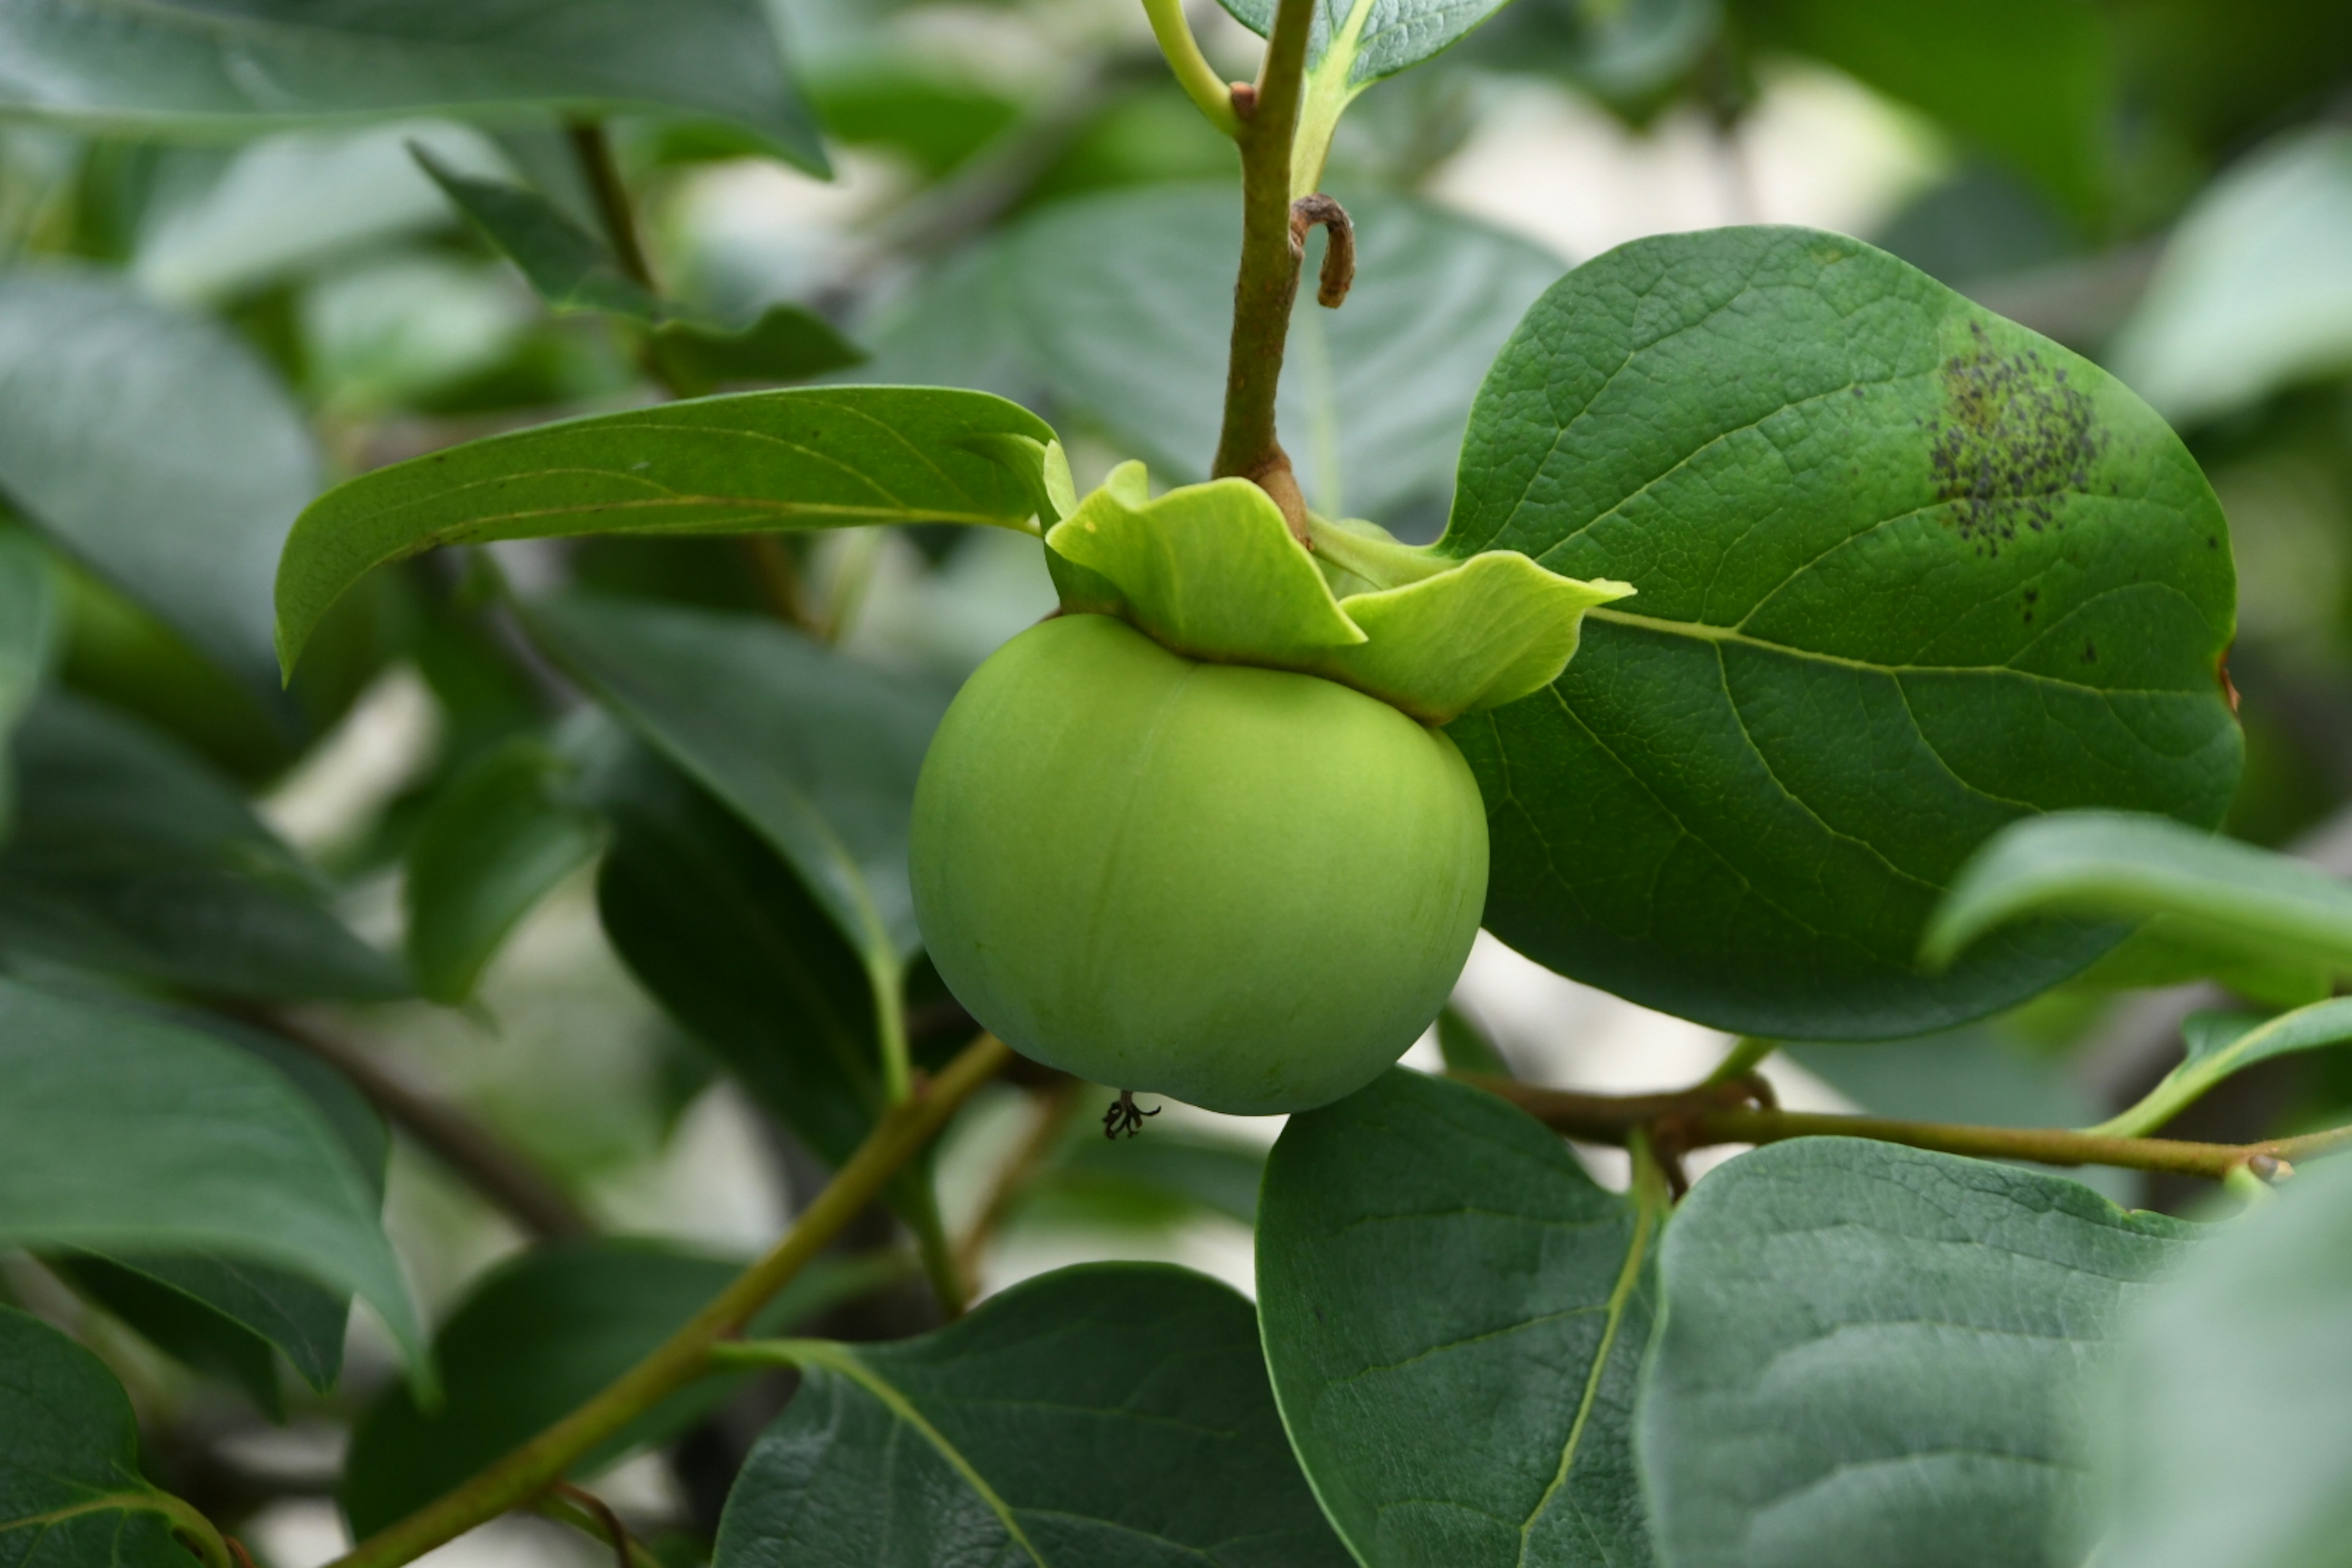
[1212,0,1319,542]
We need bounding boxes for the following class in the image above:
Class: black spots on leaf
[1926,320,2106,559]
[2081,639,2097,664]
[2021,586,2039,625]
[2207,535,2220,550]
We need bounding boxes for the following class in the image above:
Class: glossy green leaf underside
[0,268,320,704]
[713,1264,1352,1568]
[1446,226,2240,1039]
[1926,809,2352,978]
[2098,1157,2352,1568]
[1638,1139,2197,1568]
[529,594,948,965]
[2092,997,2352,1139]
[995,184,1559,522]
[0,696,406,999]
[405,735,606,1005]
[0,0,826,170]
[344,1240,893,1537]
[0,529,58,828]
[1216,0,1520,85]
[274,386,1055,674]
[1257,1071,1659,1567]
[0,980,423,1373]
[0,1308,205,1568]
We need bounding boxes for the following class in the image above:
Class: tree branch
[1460,1072,2352,1182]
[328,1034,1010,1568]
[258,1012,592,1242]
[1211,0,1319,540]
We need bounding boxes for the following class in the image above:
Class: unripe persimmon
[910,613,1486,1115]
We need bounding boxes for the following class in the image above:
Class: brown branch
[567,123,656,293]
[257,1012,592,1241]
[546,1483,636,1568]
[1461,1072,2352,1182]
[1211,0,1319,543]
[952,1078,1082,1292]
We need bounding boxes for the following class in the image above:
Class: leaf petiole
[1141,0,1242,138]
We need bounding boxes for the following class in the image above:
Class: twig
[327,1034,1010,1568]
[953,1080,1084,1292]
[1289,194,1354,307]
[566,123,657,292]
[545,1483,643,1568]
[1460,1072,2352,1182]
[255,1012,592,1242]
[1210,0,1320,541]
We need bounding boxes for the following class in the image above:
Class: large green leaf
[1216,0,1522,86]
[1445,226,2239,1039]
[1001,184,1560,522]
[0,267,321,704]
[405,734,607,1006]
[344,1239,898,1539]
[713,1264,1354,1567]
[2107,127,2352,427]
[274,386,1054,672]
[0,1306,220,1568]
[0,979,425,1373]
[0,527,59,829]
[1257,1069,1662,1567]
[0,0,826,170]
[1924,810,2352,979]
[529,594,948,968]
[1638,1138,2197,1568]
[2095,1156,2352,1568]
[0,695,407,1000]
[1732,0,2113,216]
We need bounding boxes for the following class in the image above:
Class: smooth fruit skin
[911,613,1488,1115]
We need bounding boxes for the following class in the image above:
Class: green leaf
[1733,0,2113,216]
[2095,1155,2352,1568]
[1465,0,1720,111]
[0,979,426,1376]
[1028,1129,1270,1229]
[0,527,59,829]
[413,146,865,393]
[344,1239,899,1539]
[1447,226,2240,1039]
[590,743,888,1170]
[529,594,948,968]
[0,1306,223,1568]
[713,1264,1352,1568]
[1216,0,1521,86]
[1436,1002,1512,1076]
[2107,127,2352,428]
[0,0,827,172]
[0,695,408,1000]
[1257,1069,1660,1567]
[2089,998,2352,1139]
[1003,184,1560,521]
[1924,810,2352,979]
[405,734,607,1006]
[1638,1137,2198,1568]
[274,386,1055,673]
[0,266,322,704]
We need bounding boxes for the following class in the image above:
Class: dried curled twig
[1289,194,1355,308]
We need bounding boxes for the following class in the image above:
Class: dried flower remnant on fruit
[1928,320,2107,557]
[1103,1090,1160,1139]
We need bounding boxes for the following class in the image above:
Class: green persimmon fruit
[910,612,1487,1114]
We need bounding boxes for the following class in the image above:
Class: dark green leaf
[590,744,883,1169]
[1924,810,2352,979]
[1435,1001,1511,1076]
[0,1306,218,1568]
[405,734,607,1005]
[649,309,865,397]
[2090,997,2352,1139]
[1032,1131,1268,1229]
[1467,0,1720,110]
[344,1239,900,1539]
[54,1254,344,1421]
[0,695,407,1000]
[530,594,948,967]
[1733,0,2113,216]
[1258,1069,1660,1567]
[0,979,425,1372]
[1447,227,2239,1039]
[1638,1137,2197,1568]
[0,527,59,829]
[2097,1155,2352,1568]
[1004,184,1560,521]
[274,387,1055,672]
[0,266,321,704]
[2107,127,2352,428]
[714,1264,1353,1567]
[1217,0,1523,86]
[0,0,826,172]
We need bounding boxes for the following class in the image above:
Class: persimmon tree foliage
[4,2,2352,1567]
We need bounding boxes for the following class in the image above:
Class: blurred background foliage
[1,1,2350,1564]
